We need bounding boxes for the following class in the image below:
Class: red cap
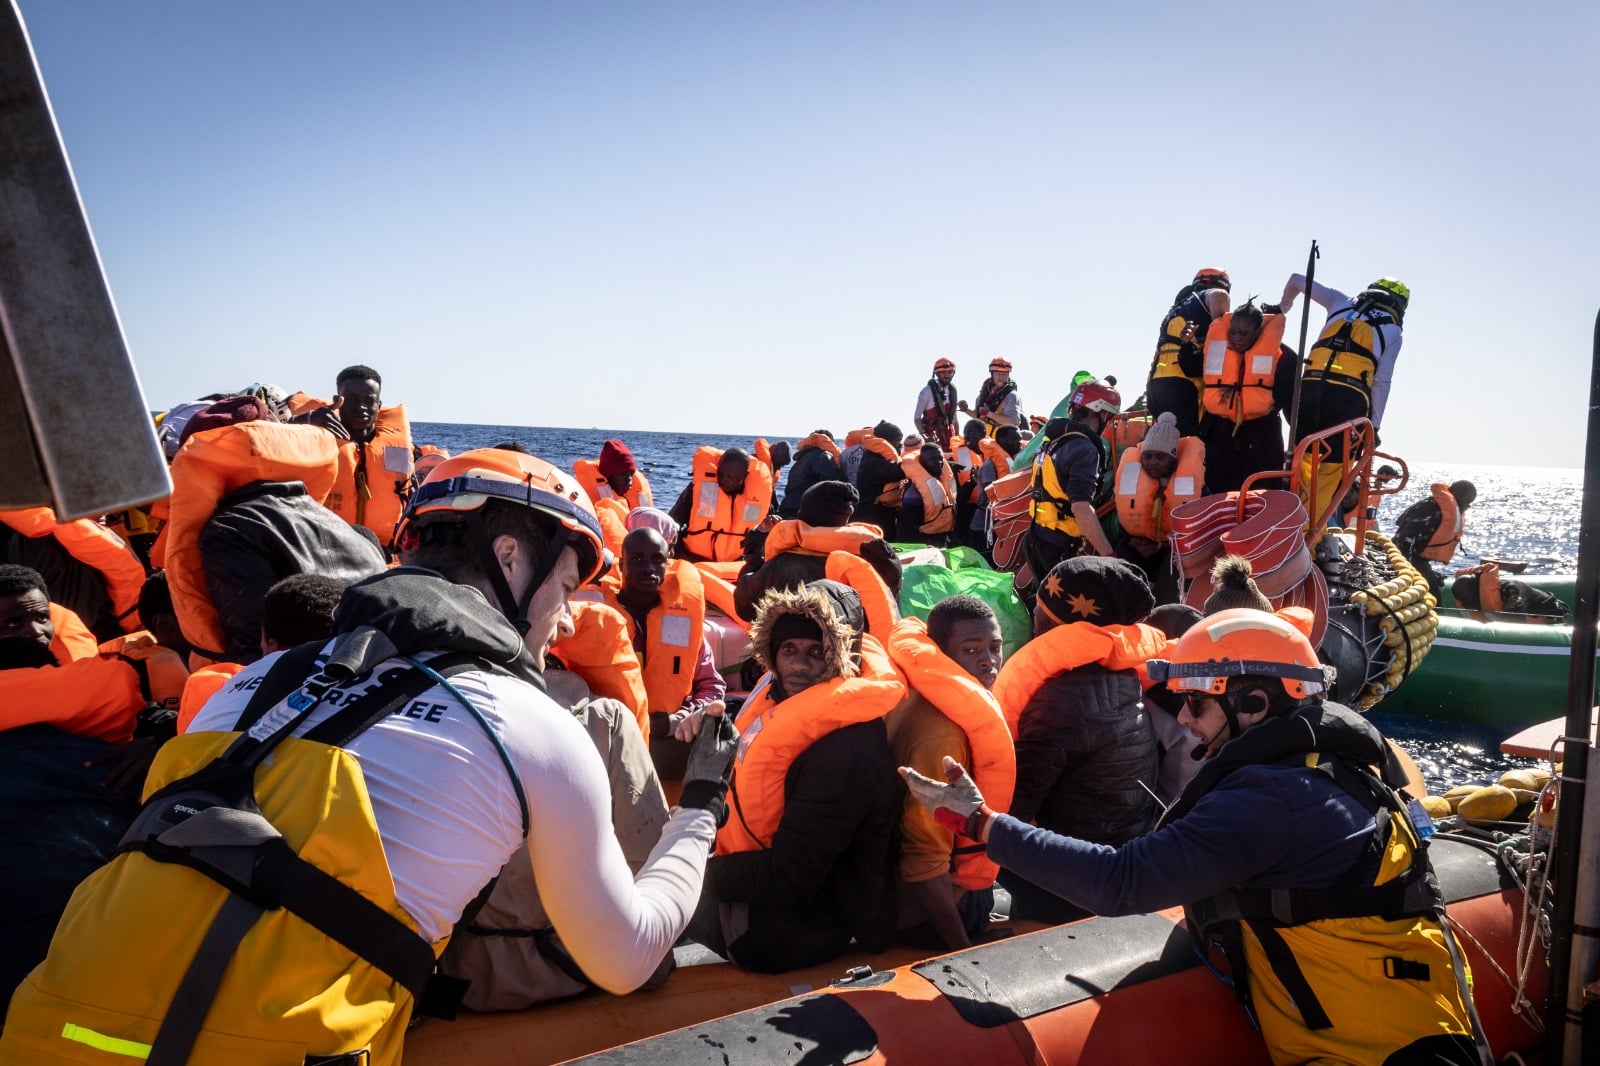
[598,438,636,477]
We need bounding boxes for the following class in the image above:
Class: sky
[16,1,1600,466]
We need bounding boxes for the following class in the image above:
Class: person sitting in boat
[851,421,906,532]
[903,606,1490,1066]
[0,506,148,644]
[293,364,414,549]
[1140,601,1204,804]
[573,438,654,513]
[733,482,901,635]
[438,658,671,1011]
[1026,380,1121,585]
[886,596,1012,951]
[2,448,739,1064]
[914,358,960,449]
[597,527,725,778]
[1143,267,1231,437]
[1198,299,1297,494]
[1393,479,1476,595]
[993,555,1168,921]
[966,424,1022,555]
[1113,411,1203,604]
[1450,561,1568,623]
[165,396,387,665]
[1278,273,1408,443]
[896,443,958,547]
[959,357,1024,432]
[668,445,775,564]
[777,430,846,519]
[694,580,904,973]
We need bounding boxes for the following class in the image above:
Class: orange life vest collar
[0,508,147,632]
[823,551,900,639]
[899,457,957,534]
[886,619,1016,889]
[1202,313,1288,423]
[717,636,905,854]
[978,438,1012,479]
[763,520,885,560]
[993,621,1172,737]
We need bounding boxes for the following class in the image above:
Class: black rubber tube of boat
[1545,307,1600,1063]
[1286,240,1319,450]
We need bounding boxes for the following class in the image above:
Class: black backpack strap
[232,641,330,732]
[302,652,484,747]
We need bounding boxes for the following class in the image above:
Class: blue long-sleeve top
[986,762,1379,916]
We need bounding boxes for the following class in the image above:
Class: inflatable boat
[1380,574,1596,727]
[403,836,1544,1065]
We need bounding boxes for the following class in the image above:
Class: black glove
[678,710,737,825]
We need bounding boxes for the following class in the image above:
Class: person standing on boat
[1112,411,1204,603]
[1393,480,1477,595]
[1143,268,1231,437]
[902,606,1490,1066]
[1026,380,1120,583]
[1278,274,1408,441]
[2,449,737,1065]
[960,358,1025,433]
[1198,300,1298,493]
[914,359,961,449]
[696,581,904,973]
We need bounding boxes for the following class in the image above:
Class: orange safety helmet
[933,358,956,373]
[1193,267,1231,292]
[988,358,1013,373]
[1146,607,1326,700]
[396,448,610,630]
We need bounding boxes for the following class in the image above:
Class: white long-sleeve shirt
[1280,274,1404,428]
[193,647,714,995]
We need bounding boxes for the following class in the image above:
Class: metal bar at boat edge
[0,0,170,518]
[1546,307,1600,1065]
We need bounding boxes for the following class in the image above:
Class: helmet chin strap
[466,512,571,637]
[1189,690,1253,761]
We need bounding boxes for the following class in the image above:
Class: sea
[416,421,1583,794]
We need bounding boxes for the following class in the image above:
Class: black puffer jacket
[198,480,387,664]
[1010,663,1159,845]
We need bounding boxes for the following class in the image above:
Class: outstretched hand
[898,756,993,841]
[678,704,737,823]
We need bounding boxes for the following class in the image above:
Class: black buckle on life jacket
[1383,956,1432,982]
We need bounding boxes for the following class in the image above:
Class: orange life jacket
[900,457,957,534]
[593,496,629,563]
[885,619,1015,890]
[861,435,906,506]
[1202,313,1288,423]
[0,508,147,632]
[795,432,842,466]
[691,560,747,630]
[680,446,774,563]
[947,443,979,486]
[993,621,1172,738]
[49,602,99,664]
[325,404,413,548]
[165,422,340,660]
[594,561,706,715]
[763,520,885,560]
[550,601,650,737]
[977,438,1012,479]
[177,662,246,733]
[284,390,326,417]
[717,635,906,854]
[1421,482,1463,563]
[1114,438,1206,541]
[824,551,900,639]
[0,654,148,742]
[572,459,654,512]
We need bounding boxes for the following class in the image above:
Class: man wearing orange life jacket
[777,431,847,519]
[1393,480,1476,595]
[294,364,414,548]
[608,528,726,778]
[693,580,904,972]
[851,421,905,532]
[913,358,960,449]
[1113,411,1204,602]
[733,481,902,628]
[668,446,775,564]
[994,556,1168,921]
[573,438,654,513]
[1199,300,1298,494]
[887,597,1013,951]
[967,424,1021,554]
[896,443,959,546]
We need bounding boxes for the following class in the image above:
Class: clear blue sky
[18,1,1599,466]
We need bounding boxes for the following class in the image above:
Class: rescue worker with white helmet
[3,447,736,1065]
[902,606,1490,1066]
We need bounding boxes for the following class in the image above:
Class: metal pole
[1546,307,1600,1064]
[1285,240,1319,450]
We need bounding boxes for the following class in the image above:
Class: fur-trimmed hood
[747,581,861,680]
